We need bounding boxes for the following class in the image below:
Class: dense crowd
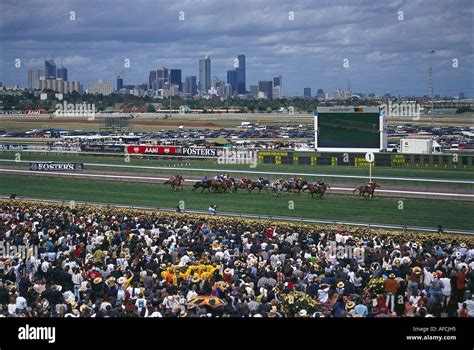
[0,199,473,318]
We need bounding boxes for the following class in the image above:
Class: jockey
[258,176,266,185]
[217,173,225,181]
[201,176,208,183]
[241,177,249,184]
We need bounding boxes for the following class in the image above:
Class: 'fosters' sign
[29,162,84,171]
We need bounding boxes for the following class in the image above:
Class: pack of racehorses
[164,175,381,199]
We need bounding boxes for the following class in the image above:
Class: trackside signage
[29,162,84,171]
[126,146,177,155]
[181,148,218,157]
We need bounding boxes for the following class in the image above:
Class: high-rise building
[226,70,237,95]
[156,67,169,90]
[236,54,246,94]
[199,55,211,94]
[116,74,123,91]
[45,60,57,80]
[316,88,325,99]
[184,76,197,96]
[88,80,113,95]
[56,67,68,81]
[273,86,282,99]
[148,71,157,90]
[250,85,258,97]
[273,75,282,88]
[170,69,182,92]
[304,87,311,98]
[258,80,273,100]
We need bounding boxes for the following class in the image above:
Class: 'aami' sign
[127,146,177,155]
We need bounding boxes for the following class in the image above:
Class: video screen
[318,112,380,148]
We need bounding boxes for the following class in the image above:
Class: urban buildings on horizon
[18,56,469,101]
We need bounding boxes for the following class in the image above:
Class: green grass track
[0,174,472,230]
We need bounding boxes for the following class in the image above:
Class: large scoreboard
[314,106,387,153]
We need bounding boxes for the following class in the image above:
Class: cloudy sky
[0,0,472,96]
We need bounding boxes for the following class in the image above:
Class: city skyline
[0,0,473,97]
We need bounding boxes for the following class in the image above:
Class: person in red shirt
[456,268,467,301]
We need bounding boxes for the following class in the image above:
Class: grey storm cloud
[0,0,472,96]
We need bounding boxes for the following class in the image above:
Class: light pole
[429,50,435,125]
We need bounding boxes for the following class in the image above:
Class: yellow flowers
[2,199,473,245]
[280,291,320,316]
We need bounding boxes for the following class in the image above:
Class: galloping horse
[164,175,184,191]
[353,182,381,199]
[237,178,253,191]
[282,179,307,195]
[269,179,284,196]
[211,178,236,193]
[248,179,270,194]
[192,179,212,193]
[302,182,330,198]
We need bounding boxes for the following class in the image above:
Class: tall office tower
[27,68,35,89]
[170,69,182,91]
[116,74,124,91]
[45,59,57,79]
[249,85,258,97]
[148,70,157,90]
[157,67,169,89]
[258,80,273,100]
[184,76,197,96]
[236,54,246,94]
[28,68,43,89]
[199,55,211,94]
[226,70,237,95]
[304,87,312,98]
[56,66,68,81]
[316,88,325,99]
[273,75,282,88]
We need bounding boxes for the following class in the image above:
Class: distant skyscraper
[316,88,325,99]
[184,76,197,96]
[56,67,68,81]
[236,54,246,94]
[304,87,311,98]
[199,55,211,94]
[170,69,182,91]
[116,74,123,91]
[258,80,273,100]
[226,70,237,95]
[273,75,282,87]
[273,76,282,97]
[157,67,169,89]
[249,85,258,97]
[148,70,157,90]
[44,59,57,80]
[28,68,44,89]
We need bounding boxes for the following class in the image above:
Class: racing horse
[269,179,284,196]
[192,179,212,193]
[211,178,236,193]
[164,175,184,191]
[302,182,330,198]
[282,178,308,195]
[353,182,381,199]
[237,178,253,191]
[248,179,270,194]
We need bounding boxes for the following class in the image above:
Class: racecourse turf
[1,151,473,182]
[0,174,472,230]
